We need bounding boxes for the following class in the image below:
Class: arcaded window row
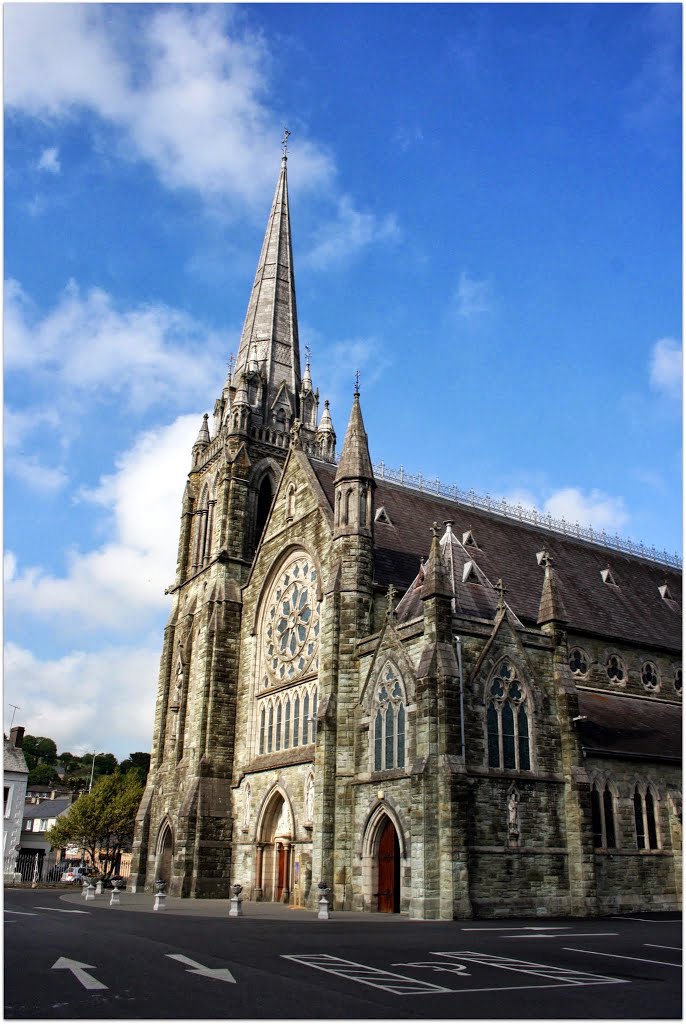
[569,647,682,693]
[590,779,662,851]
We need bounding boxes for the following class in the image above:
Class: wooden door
[377,819,400,913]
[276,845,287,901]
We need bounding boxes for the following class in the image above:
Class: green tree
[94,753,118,776]
[22,735,58,770]
[118,751,150,783]
[28,762,61,786]
[46,772,144,880]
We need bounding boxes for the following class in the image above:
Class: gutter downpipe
[455,635,465,759]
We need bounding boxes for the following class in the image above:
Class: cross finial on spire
[282,127,291,157]
[305,343,310,368]
[540,550,554,570]
[227,353,235,382]
[354,369,360,396]
[386,583,397,617]
[495,578,508,611]
[431,521,440,539]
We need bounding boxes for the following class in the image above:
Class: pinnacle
[335,392,374,483]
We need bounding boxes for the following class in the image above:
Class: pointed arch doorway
[157,825,173,886]
[377,817,400,913]
[256,791,294,903]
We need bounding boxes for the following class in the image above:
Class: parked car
[60,865,93,884]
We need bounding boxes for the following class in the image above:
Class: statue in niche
[305,775,315,825]
[507,790,520,838]
[171,650,184,711]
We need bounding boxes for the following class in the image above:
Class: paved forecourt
[4,888,681,1020]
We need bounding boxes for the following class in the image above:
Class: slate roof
[3,736,28,774]
[23,797,72,819]
[577,691,682,761]
[311,460,682,651]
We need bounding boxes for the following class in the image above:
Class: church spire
[335,383,374,484]
[233,144,301,416]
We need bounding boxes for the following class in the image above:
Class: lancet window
[634,784,660,850]
[192,479,216,572]
[590,780,617,849]
[486,660,531,771]
[372,664,406,772]
[258,683,318,756]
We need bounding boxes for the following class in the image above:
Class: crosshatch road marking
[429,952,626,988]
[563,948,682,969]
[283,951,627,997]
[281,954,454,994]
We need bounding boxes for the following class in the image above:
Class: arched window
[486,660,531,771]
[259,707,265,755]
[591,780,617,849]
[286,484,296,521]
[344,488,353,526]
[372,664,407,772]
[634,784,660,850]
[312,689,318,742]
[284,698,291,749]
[255,475,274,550]
[302,692,310,745]
[275,702,282,751]
[267,704,274,754]
[293,695,300,747]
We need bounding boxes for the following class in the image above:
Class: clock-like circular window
[263,554,320,685]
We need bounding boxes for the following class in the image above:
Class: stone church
[131,153,682,918]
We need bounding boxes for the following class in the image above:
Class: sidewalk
[59,888,404,922]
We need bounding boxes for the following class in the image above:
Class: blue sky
[4,3,681,759]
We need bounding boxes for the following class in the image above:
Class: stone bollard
[95,880,103,895]
[84,883,96,901]
[229,883,243,918]
[154,879,167,911]
[317,880,331,920]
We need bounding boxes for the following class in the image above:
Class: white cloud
[649,337,682,401]
[37,147,61,173]
[305,196,399,270]
[5,414,199,632]
[4,642,158,759]
[5,278,225,413]
[5,5,333,205]
[455,270,491,318]
[5,454,68,495]
[502,486,629,534]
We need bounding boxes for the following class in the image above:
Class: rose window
[263,555,320,684]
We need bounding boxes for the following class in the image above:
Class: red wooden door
[377,819,399,913]
[276,846,287,901]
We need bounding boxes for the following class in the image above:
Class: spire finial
[227,353,235,383]
[305,343,310,369]
[282,127,291,159]
[354,369,360,396]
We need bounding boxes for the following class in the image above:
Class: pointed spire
[537,551,568,625]
[318,399,334,433]
[421,523,453,601]
[335,391,374,483]
[233,149,301,414]
[194,413,210,447]
[301,345,312,392]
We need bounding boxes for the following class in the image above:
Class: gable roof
[3,736,28,774]
[22,797,72,819]
[310,460,682,650]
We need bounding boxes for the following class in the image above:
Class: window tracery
[262,554,320,687]
[605,653,626,684]
[568,647,589,677]
[486,660,531,771]
[674,666,682,694]
[257,683,318,755]
[640,661,660,691]
[372,664,406,772]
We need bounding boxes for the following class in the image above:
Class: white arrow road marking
[166,953,237,984]
[36,907,89,914]
[52,957,108,991]
[4,910,38,916]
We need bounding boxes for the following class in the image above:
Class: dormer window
[462,560,480,584]
[601,568,617,586]
[462,530,478,548]
[375,506,393,526]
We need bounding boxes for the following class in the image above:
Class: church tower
[130,146,336,897]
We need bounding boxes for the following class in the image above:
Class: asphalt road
[4,888,682,1019]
